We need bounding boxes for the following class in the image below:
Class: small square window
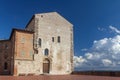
[41,15,43,17]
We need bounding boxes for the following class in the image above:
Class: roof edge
[0,39,10,42]
[9,28,34,40]
[25,15,35,28]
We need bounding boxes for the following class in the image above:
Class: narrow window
[38,38,41,47]
[58,36,61,43]
[4,62,8,70]
[44,48,49,56]
[52,37,54,42]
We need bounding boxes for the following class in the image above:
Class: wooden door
[43,59,50,73]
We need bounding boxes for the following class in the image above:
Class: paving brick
[0,75,120,80]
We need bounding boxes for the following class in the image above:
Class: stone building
[0,12,74,76]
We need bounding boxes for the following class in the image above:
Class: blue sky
[1,0,120,71]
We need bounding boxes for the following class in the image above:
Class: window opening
[52,37,54,42]
[4,62,8,70]
[44,48,49,56]
[58,36,61,43]
[38,38,42,47]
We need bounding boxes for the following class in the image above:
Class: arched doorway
[43,59,50,73]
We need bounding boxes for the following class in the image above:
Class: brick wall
[0,40,12,75]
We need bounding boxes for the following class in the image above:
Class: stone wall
[26,12,74,75]
[35,12,73,74]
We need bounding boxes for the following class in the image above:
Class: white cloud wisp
[109,26,120,34]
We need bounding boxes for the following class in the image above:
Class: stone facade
[0,12,74,76]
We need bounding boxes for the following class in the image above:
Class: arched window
[38,38,42,47]
[4,62,8,70]
[44,48,49,56]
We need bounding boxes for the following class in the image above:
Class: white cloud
[74,26,120,70]
[74,56,87,67]
[109,26,120,34]
[85,53,93,59]
[102,59,112,67]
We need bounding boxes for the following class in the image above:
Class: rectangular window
[58,36,61,43]
[4,62,8,70]
[52,37,54,42]
[38,38,41,47]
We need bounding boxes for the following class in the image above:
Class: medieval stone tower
[0,12,74,76]
[25,12,74,75]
